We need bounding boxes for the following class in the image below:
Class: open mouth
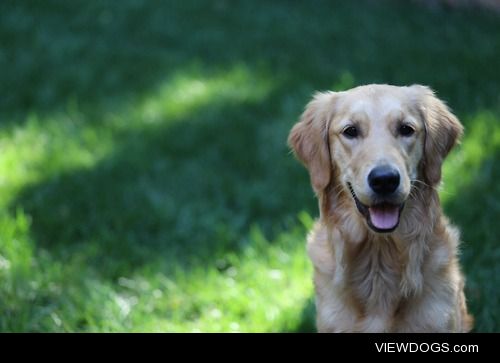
[347,183,404,233]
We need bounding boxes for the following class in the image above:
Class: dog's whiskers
[411,179,455,198]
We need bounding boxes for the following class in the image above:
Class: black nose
[368,165,400,195]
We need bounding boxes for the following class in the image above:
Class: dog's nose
[368,165,400,195]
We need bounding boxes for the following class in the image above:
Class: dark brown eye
[399,124,415,137]
[342,126,358,139]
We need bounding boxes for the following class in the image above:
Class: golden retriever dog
[288,84,473,332]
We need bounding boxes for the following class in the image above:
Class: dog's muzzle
[347,183,404,233]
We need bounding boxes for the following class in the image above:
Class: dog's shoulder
[306,221,336,275]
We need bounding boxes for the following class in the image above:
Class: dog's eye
[342,126,358,139]
[399,124,415,137]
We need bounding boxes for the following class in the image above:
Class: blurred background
[0,0,499,332]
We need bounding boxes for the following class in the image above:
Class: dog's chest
[348,238,403,316]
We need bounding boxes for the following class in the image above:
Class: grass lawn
[0,0,499,332]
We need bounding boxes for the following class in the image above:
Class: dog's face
[289,84,463,233]
[330,86,424,232]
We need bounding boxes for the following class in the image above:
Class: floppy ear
[288,92,336,194]
[413,85,464,186]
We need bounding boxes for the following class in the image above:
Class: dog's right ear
[288,92,336,194]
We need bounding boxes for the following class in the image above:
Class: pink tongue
[369,205,400,230]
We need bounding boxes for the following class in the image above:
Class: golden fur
[288,84,473,332]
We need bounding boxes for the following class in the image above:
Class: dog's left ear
[412,85,464,186]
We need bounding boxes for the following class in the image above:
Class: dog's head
[288,84,463,233]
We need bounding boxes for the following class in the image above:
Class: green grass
[0,0,499,332]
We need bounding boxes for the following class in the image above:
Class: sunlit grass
[442,111,500,204]
[132,221,313,333]
[0,113,114,207]
[138,65,275,123]
[0,207,313,332]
